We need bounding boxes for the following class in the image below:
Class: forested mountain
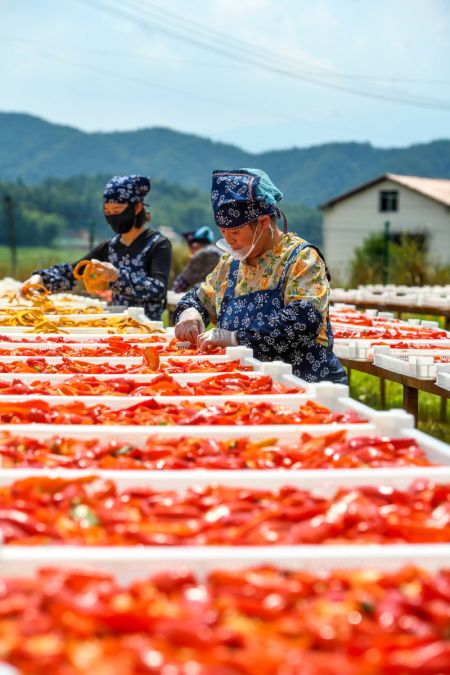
[0,175,321,247]
[1,112,449,207]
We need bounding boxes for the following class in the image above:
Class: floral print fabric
[174,233,347,383]
[212,168,283,229]
[103,175,151,204]
[35,232,167,320]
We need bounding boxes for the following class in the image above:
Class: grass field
[0,246,87,281]
[349,370,449,443]
[347,313,450,443]
[0,243,190,287]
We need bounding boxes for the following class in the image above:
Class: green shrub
[348,233,450,287]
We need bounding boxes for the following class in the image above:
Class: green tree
[349,232,450,286]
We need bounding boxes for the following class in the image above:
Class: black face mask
[105,203,136,234]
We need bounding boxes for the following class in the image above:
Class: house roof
[319,173,450,209]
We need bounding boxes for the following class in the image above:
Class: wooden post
[88,219,96,251]
[403,385,419,426]
[4,194,17,277]
[380,378,386,409]
[382,221,390,285]
[440,397,447,423]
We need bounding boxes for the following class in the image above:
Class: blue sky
[1,0,449,152]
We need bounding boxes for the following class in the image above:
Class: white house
[320,174,450,280]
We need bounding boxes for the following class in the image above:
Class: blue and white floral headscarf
[103,175,151,204]
[211,168,284,230]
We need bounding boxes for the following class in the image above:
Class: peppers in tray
[0,311,158,333]
[369,341,450,350]
[0,358,256,377]
[0,398,363,425]
[0,347,228,361]
[0,333,170,343]
[0,372,302,396]
[2,565,449,675]
[0,430,433,470]
[0,337,225,356]
[333,327,448,339]
[0,476,449,545]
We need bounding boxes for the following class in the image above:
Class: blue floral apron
[108,232,165,320]
[218,242,347,383]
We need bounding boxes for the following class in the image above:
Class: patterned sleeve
[236,247,329,351]
[34,241,111,294]
[283,247,329,313]
[173,257,228,325]
[172,287,210,326]
[34,264,76,293]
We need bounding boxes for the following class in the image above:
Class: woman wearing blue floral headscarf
[20,175,172,320]
[174,168,346,384]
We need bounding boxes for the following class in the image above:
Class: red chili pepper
[333,326,448,339]
[0,430,433,470]
[1,564,449,674]
[0,373,304,397]
[0,397,366,426]
[0,477,448,546]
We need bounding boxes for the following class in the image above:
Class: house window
[379,190,398,212]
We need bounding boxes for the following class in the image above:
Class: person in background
[20,175,172,320]
[172,226,221,293]
[174,168,346,384]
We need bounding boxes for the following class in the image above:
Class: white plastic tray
[0,383,384,418]
[0,394,413,438]
[374,350,450,379]
[332,320,444,334]
[0,409,416,447]
[0,346,267,370]
[1,426,446,474]
[0,343,245,360]
[331,309,396,319]
[0,368,308,391]
[166,290,185,306]
[435,369,450,392]
[331,287,450,309]
[0,332,169,342]
[0,303,106,313]
[334,338,450,362]
[0,326,164,334]
[0,307,143,320]
[0,309,164,333]
[0,341,171,353]
[2,461,449,488]
[1,545,448,582]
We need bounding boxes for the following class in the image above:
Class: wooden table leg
[403,385,418,426]
[380,378,386,409]
[346,368,351,388]
[440,397,447,423]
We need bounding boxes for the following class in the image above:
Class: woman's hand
[197,328,238,351]
[18,274,45,301]
[175,308,205,344]
[89,259,119,283]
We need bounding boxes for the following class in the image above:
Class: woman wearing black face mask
[20,175,172,320]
